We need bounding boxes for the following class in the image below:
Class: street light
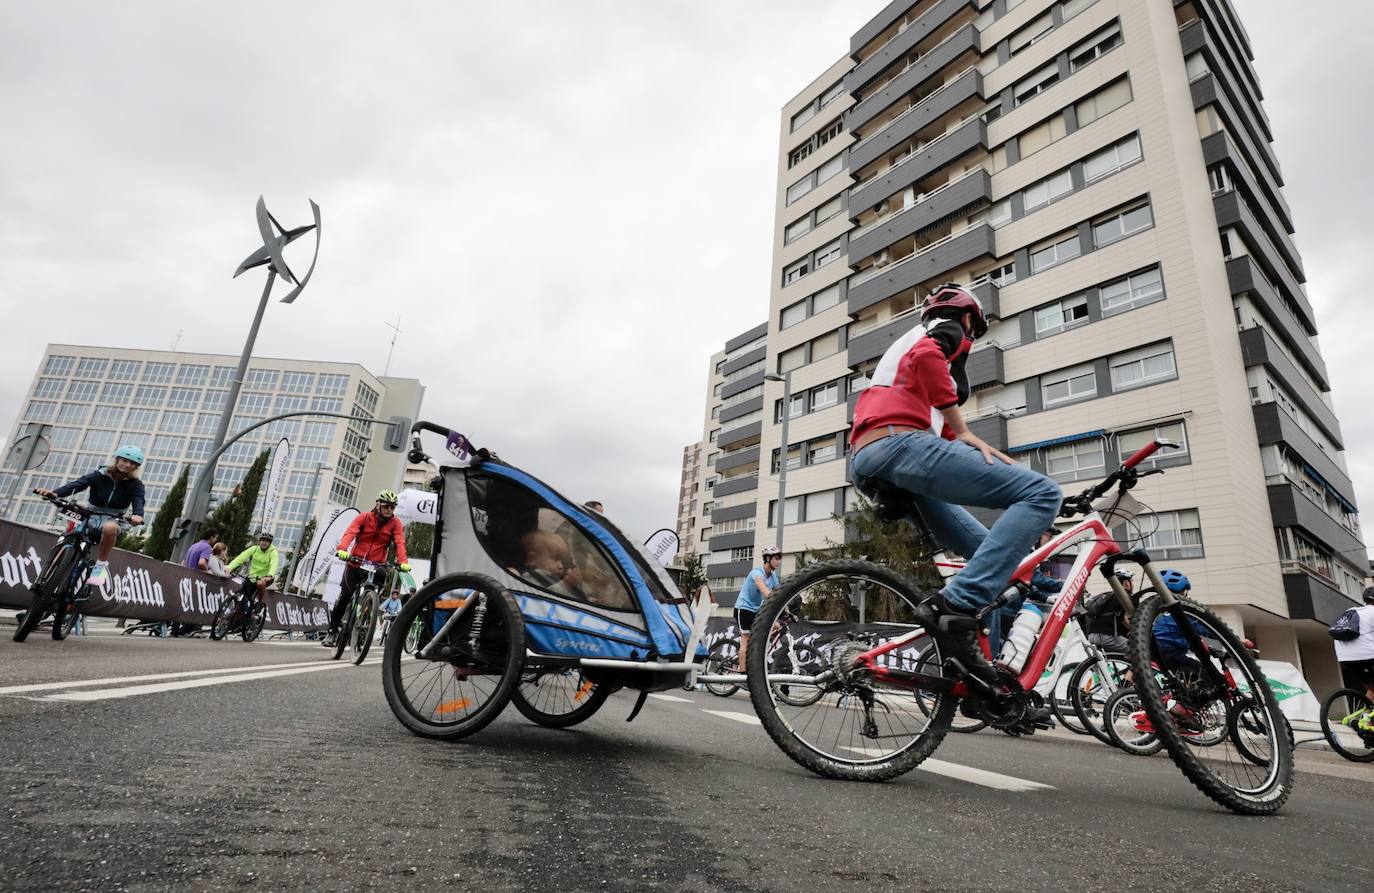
[763,371,792,554]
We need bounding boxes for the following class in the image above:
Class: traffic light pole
[170,410,409,562]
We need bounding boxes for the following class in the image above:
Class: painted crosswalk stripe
[41,659,382,702]
[647,693,694,703]
[701,709,761,726]
[840,747,1053,792]
[0,659,330,696]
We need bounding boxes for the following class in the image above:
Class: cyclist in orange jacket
[324,490,411,647]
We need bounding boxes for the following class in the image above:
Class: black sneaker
[321,631,337,647]
[930,592,1001,686]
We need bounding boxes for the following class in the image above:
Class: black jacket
[54,469,146,516]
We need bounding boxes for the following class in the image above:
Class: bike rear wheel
[51,601,80,641]
[1128,593,1294,815]
[702,639,741,697]
[511,667,611,727]
[382,573,523,740]
[331,597,354,661]
[1103,687,1162,756]
[747,559,952,782]
[1319,688,1374,762]
[242,602,266,643]
[1069,653,1131,747]
[351,588,379,665]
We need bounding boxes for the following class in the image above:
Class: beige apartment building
[3,344,424,554]
[675,440,705,556]
[726,0,1364,689]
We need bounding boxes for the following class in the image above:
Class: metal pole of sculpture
[172,197,321,562]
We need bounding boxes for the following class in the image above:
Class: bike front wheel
[1069,653,1131,747]
[1128,594,1294,815]
[702,639,741,697]
[1103,687,1162,756]
[209,599,235,641]
[747,559,952,782]
[242,603,266,643]
[1319,688,1374,763]
[15,544,76,643]
[331,598,354,661]
[351,589,379,665]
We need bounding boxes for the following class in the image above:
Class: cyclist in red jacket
[324,489,411,647]
[849,284,1062,685]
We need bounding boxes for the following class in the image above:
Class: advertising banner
[259,437,291,534]
[296,506,358,593]
[0,520,327,630]
[642,529,680,567]
[396,488,436,524]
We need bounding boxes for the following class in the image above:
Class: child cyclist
[34,445,147,588]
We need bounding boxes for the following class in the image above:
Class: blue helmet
[1159,569,1190,593]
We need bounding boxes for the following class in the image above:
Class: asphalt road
[1,624,1371,893]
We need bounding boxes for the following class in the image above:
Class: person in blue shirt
[381,589,403,618]
[735,546,782,673]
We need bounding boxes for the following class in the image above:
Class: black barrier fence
[701,616,927,668]
[0,519,328,631]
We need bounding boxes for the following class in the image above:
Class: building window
[159,411,194,434]
[810,382,840,410]
[1029,234,1082,274]
[186,439,214,461]
[1023,170,1073,213]
[1084,133,1142,183]
[790,79,843,133]
[783,257,810,286]
[210,366,235,388]
[1069,21,1122,72]
[244,369,279,390]
[1100,266,1164,314]
[33,378,64,399]
[142,362,175,384]
[49,427,80,450]
[1117,421,1188,468]
[142,460,178,484]
[1041,365,1097,407]
[152,435,187,457]
[784,216,812,245]
[1092,202,1153,248]
[1014,64,1059,107]
[44,355,76,376]
[1075,77,1132,126]
[781,299,808,328]
[1136,509,1203,560]
[91,406,123,427]
[133,385,167,408]
[25,401,57,421]
[316,373,349,396]
[176,364,209,386]
[56,403,89,424]
[1009,12,1053,56]
[167,387,201,409]
[1045,439,1105,483]
[1109,343,1176,391]
[76,357,109,378]
[1034,294,1089,336]
[109,360,141,381]
[65,380,101,402]
[81,429,115,452]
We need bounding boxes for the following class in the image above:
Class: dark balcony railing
[1238,326,1341,447]
[849,68,982,172]
[848,168,990,263]
[965,344,1003,390]
[849,116,985,214]
[1225,256,1324,386]
[1251,402,1355,506]
[850,0,978,87]
[847,23,980,132]
[847,223,995,315]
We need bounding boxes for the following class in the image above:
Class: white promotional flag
[396,488,437,524]
[643,528,680,567]
[259,437,291,534]
[296,506,358,592]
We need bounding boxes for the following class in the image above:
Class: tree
[677,551,708,598]
[204,449,272,555]
[406,522,434,560]
[793,494,945,622]
[142,466,188,561]
[116,529,148,553]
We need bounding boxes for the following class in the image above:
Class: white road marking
[648,693,694,703]
[41,659,383,702]
[840,747,1053,792]
[702,709,761,726]
[0,659,332,695]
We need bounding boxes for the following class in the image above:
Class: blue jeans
[850,431,1062,613]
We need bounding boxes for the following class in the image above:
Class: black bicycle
[14,494,137,643]
[1320,688,1374,762]
[332,560,398,665]
[209,575,268,643]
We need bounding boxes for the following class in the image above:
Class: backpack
[1329,608,1362,641]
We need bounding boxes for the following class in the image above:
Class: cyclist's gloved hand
[399,563,411,572]
[336,550,349,559]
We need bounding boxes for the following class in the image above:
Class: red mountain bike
[746,438,1294,815]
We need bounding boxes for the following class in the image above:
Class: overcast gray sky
[1,1,1371,547]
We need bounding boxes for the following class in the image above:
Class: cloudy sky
[1,2,1371,547]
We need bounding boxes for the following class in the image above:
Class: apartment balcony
[711,502,756,525]
[847,308,923,367]
[1190,72,1282,190]
[1281,570,1357,626]
[847,23,981,132]
[1251,402,1356,507]
[720,370,765,401]
[850,116,985,214]
[706,531,755,552]
[1238,325,1341,447]
[847,222,995,315]
[713,474,758,497]
[1179,14,1271,141]
[716,420,761,451]
[849,68,983,172]
[1267,482,1365,571]
[966,411,1008,452]
[1226,256,1325,387]
[1202,130,1294,257]
[971,279,999,319]
[1213,190,1310,311]
[851,0,978,85]
[848,169,990,262]
[720,345,766,377]
[707,559,752,584]
[720,395,763,424]
[965,343,1003,389]
[714,446,760,474]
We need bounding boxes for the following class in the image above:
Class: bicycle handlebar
[1058,437,1181,518]
[35,492,142,525]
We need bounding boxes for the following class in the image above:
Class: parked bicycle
[13,494,140,643]
[702,612,824,706]
[747,438,1295,816]
[209,575,268,643]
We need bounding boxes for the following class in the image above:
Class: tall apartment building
[680,324,769,599]
[2,344,424,553]
[755,0,1363,688]
[675,441,705,556]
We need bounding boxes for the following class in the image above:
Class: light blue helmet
[114,444,145,465]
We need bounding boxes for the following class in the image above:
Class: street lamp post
[764,371,792,554]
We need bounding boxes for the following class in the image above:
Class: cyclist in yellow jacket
[226,532,280,615]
